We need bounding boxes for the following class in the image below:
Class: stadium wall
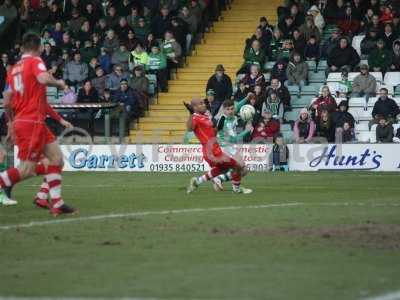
[14,144,400,172]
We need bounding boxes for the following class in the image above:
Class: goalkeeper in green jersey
[212,95,254,191]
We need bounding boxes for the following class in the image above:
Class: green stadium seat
[264,61,275,71]
[291,96,313,108]
[287,85,300,97]
[284,109,301,122]
[395,86,400,96]
[281,123,291,131]
[301,84,319,96]
[281,130,293,143]
[308,71,326,83]
[306,60,316,70]
[317,60,328,71]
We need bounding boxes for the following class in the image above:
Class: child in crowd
[341,121,356,143]
[269,134,289,171]
[304,35,320,62]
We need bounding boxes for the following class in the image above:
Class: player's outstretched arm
[37,72,67,90]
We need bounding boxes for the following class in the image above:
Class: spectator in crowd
[113,79,140,121]
[206,64,233,115]
[106,6,119,29]
[278,15,296,39]
[366,14,382,33]
[112,43,130,71]
[304,35,321,62]
[285,52,308,91]
[77,80,99,103]
[376,116,394,143]
[338,5,361,37]
[99,47,112,74]
[360,29,379,56]
[380,5,394,24]
[134,17,151,45]
[310,85,337,117]
[115,17,132,40]
[288,4,305,28]
[68,9,86,37]
[84,3,101,29]
[91,66,107,96]
[292,28,306,55]
[161,30,182,73]
[41,43,58,69]
[251,110,280,143]
[352,64,377,98]
[332,100,355,128]
[246,27,269,52]
[127,6,140,28]
[327,37,360,72]
[368,0,381,15]
[240,40,266,73]
[321,29,341,59]
[129,43,149,71]
[130,65,149,95]
[271,60,288,86]
[381,23,397,50]
[258,16,274,42]
[340,121,356,143]
[266,78,291,110]
[146,45,168,92]
[307,5,325,33]
[275,39,294,62]
[103,29,119,55]
[41,30,56,46]
[393,127,400,143]
[106,64,129,91]
[87,57,99,80]
[179,6,198,38]
[269,29,283,60]
[51,23,64,46]
[233,82,248,102]
[315,109,335,142]
[300,16,321,44]
[261,91,284,123]
[63,51,88,89]
[253,84,268,112]
[126,30,140,51]
[390,40,400,71]
[241,64,265,91]
[80,40,99,65]
[368,39,393,72]
[293,108,316,143]
[360,8,375,32]
[77,21,92,44]
[335,69,352,97]
[169,16,191,55]
[152,6,172,39]
[0,59,6,93]
[371,88,400,125]
[269,134,289,171]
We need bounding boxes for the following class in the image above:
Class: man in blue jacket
[112,79,140,120]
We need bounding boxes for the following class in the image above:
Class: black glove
[183,102,194,114]
[216,115,225,131]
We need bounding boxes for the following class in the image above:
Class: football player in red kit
[185,98,252,194]
[1,33,76,216]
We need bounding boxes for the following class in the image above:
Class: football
[239,104,256,121]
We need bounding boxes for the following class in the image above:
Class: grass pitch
[0,172,400,300]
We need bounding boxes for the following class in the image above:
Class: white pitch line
[1,201,400,231]
[0,297,218,300]
[363,291,400,300]
[0,203,303,230]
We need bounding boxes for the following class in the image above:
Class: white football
[239,104,256,121]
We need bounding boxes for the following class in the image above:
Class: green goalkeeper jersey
[217,97,251,153]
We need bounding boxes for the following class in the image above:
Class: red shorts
[14,121,56,162]
[203,150,240,171]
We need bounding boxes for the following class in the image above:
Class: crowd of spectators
[203,0,400,144]
[0,0,228,126]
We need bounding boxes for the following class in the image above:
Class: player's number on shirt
[13,74,24,94]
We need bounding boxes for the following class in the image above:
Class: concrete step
[140,116,189,123]
[188,56,242,64]
[129,134,184,144]
[138,122,186,130]
[194,49,243,56]
[150,104,188,110]
[149,110,189,117]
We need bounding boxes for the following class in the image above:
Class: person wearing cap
[293,108,316,143]
[351,64,377,98]
[130,65,149,95]
[146,45,168,92]
[360,29,379,56]
[327,37,360,72]
[113,78,140,121]
[307,5,325,33]
[206,64,233,116]
[63,51,89,89]
[368,39,392,72]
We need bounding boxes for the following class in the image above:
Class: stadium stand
[0,0,400,144]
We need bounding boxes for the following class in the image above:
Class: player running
[185,98,252,194]
[0,33,76,216]
[212,95,254,191]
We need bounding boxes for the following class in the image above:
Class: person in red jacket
[251,110,280,143]
[310,85,337,119]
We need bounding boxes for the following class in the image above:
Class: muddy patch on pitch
[210,224,400,250]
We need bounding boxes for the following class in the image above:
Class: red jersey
[192,113,222,157]
[6,54,59,123]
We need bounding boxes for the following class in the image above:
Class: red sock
[45,165,64,208]
[0,168,21,188]
[231,171,241,187]
[36,178,49,200]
